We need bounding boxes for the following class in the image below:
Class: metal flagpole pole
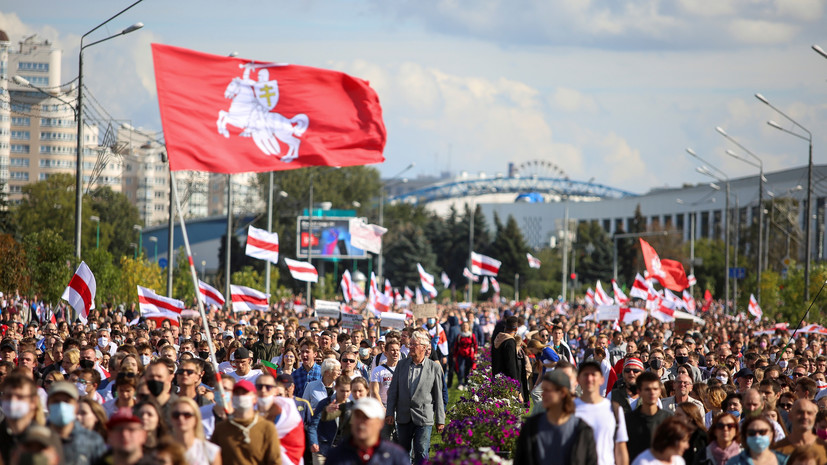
[169,168,228,413]
[225,175,232,310]
[265,172,273,298]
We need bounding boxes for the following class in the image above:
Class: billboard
[296,217,368,259]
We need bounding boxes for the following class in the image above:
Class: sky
[3,0,827,194]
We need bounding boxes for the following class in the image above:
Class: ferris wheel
[514,159,569,180]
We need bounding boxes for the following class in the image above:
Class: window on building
[10,158,29,167]
[17,62,50,71]
[10,171,29,181]
[10,131,30,140]
[11,117,30,126]
[10,144,29,153]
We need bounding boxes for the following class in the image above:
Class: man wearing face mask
[211,379,283,465]
[200,376,236,439]
[144,359,178,422]
[96,329,117,357]
[0,375,63,465]
[46,381,107,465]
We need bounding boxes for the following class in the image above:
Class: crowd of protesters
[0,295,826,465]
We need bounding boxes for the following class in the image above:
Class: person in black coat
[492,316,529,403]
[515,370,598,465]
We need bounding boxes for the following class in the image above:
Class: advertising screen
[296,217,368,259]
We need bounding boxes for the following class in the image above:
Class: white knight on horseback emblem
[217,63,309,162]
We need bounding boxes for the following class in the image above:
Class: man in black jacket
[516,370,598,465]
[624,371,673,462]
[492,316,526,399]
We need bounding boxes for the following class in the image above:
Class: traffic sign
[728,267,745,279]
[159,258,168,269]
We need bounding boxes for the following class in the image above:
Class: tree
[23,229,73,304]
[0,182,14,235]
[490,214,530,287]
[615,204,646,285]
[575,221,614,285]
[15,174,89,245]
[383,223,436,290]
[0,234,29,294]
[82,248,122,306]
[88,186,143,259]
[115,256,164,305]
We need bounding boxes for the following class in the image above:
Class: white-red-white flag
[384,279,392,297]
[585,288,595,307]
[404,287,414,302]
[618,306,649,325]
[245,225,279,264]
[663,288,686,310]
[348,218,387,254]
[595,281,612,306]
[630,273,649,300]
[611,280,629,305]
[198,280,226,308]
[651,297,676,323]
[491,277,500,293]
[480,277,489,293]
[687,274,697,287]
[415,287,424,304]
[682,290,696,314]
[374,292,393,313]
[137,286,183,326]
[284,257,318,283]
[231,285,269,312]
[440,271,451,288]
[748,294,762,319]
[61,262,96,323]
[471,251,501,276]
[272,397,305,465]
[417,263,438,297]
[646,281,662,312]
[462,267,479,282]
[526,253,541,269]
[340,270,365,303]
[393,288,402,303]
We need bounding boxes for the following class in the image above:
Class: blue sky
[3,0,827,194]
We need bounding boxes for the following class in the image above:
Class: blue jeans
[396,422,432,465]
[456,356,473,386]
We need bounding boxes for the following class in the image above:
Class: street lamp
[716,126,765,303]
[687,148,731,313]
[12,76,78,120]
[264,189,288,297]
[676,197,716,290]
[89,215,100,249]
[75,2,145,260]
[755,93,814,301]
[133,224,143,257]
[377,162,415,282]
[129,242,138,259]
[149,236,158,264]
[814,45,827,60]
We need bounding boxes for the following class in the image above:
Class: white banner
[340,313,364,330]
[314,300,341,319]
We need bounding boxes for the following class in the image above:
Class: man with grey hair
[302,357,342,411]
[386,330,445,465]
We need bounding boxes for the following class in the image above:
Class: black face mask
[146,379,166,397]
[649,359,663,370]
[79,359,95,370]
[199,351,210,360]
[675,356,689,365]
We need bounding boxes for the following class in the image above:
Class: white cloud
[594,132,648,186]
[549,87,598,113]
[728,19,799,44]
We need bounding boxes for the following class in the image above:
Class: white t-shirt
[631,449,685,465]
[228,368,262,383]
[370,363,396,405]
[574,397,629,465]
[186,438,221,465]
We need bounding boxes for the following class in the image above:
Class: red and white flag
[491,277,500,293]
[374,292,393,313]
[393,288,402,303]
[619,306,649,325]
[646,281,662,312]
[682,290,696,314]
[404,287,414,302]
[245,225,279,264]
[651,298,676,323]
[340,270,365,303]
[198,280,226,308]
[663,288,686,310]
[231,285,269,312]
[471,252,501,276]
[630,273,649,300]
[284,257,318,283]
[748,294,762,319]
[687,274,697,287]
[462,267,479,282]
[526,253,542,269]
[427,323,449,355]
[595,281,612,306]
[152,44,386,173]
[384,279,392,297]
[417,263,438,297]
[480,277,489,293]
[585,288,596,307]
[415,287,424,304]
[272,397,305,465]
[440,271,451,288]
[61,262,96,323]
[611,280,629,305]
[137,286,183,326]
[348,218,387,254]
[639,238,689,291]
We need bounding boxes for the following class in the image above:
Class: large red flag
[639,238,689,292]
[152,44,386,173]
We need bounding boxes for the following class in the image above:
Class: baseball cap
[542,369,571,391]
[47,381,79,401]
[234,347,252,360]
[275,374,294,386]
[107,407,142,429]
[20,425,61,450]
[353,397,385,419]
[233,379,256,394]
[734,368,755,379]
[0,339,15,351]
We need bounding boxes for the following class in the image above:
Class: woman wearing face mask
[134,398,168,451]
[170,397,222,465]
[711,365,733,386]
[726,416,787,465]
[694,412,741,465]
[722,393,743,420]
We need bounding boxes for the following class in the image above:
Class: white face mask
[717,375,729,384]
[98,337,108,347]
[257,395,274,411]
[232,395,255,412]
[140,355,152,366]
[1,399,30,419]
[216,391,233,407]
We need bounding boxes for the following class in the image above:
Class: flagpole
[307,174,314,307]
[467,201,475,303]
[225,175,232,311]
[169,167,229,413]
[265,171,273,299]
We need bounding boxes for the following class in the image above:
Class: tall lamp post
[149,236,158,264]
[687,148,731,313]
[716,126,765,303]
[676,197,716,290]
[89,215,100,249]
[377,162,415,282]
[133,225,143,258]
[755,93,814,301]
[76,4,144,259]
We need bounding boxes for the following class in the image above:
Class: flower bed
[431,346,524,464]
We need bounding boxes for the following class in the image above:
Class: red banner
[152,44,386,173]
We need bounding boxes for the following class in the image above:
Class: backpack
[456,335,476,359]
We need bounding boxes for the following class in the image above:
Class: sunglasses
[176,369,196,376]
[746,429,769,437]
[793,372,806,378]
[624,369,641,374]
[256,384,276,391]
[341,359,356,364]
[171,411,195,419]
[717,423,736,430]
[779,403,794,409]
